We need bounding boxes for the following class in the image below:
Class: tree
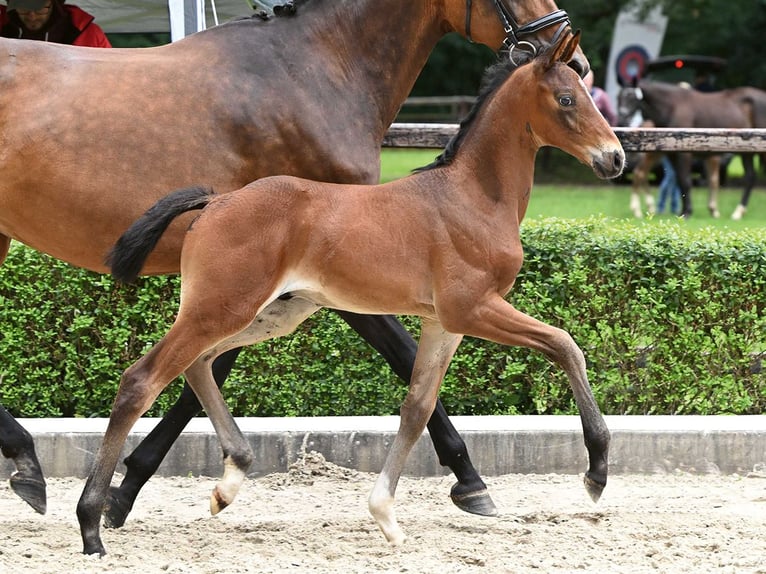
[413,0,766,95]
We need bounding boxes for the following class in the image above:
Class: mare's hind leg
[337,311,496,517]
[368,319,462,545]
[0,235,46,514]
[0,405,46,514]
[103,348,242,528]
[732,153,756,220]
[456,295,610,501]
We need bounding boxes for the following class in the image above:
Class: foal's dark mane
[413,51,534,173]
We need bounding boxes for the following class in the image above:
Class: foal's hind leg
[104,297,321,527]
[78,330,216,555]
[103,348,242,528]
[183,358,253,515]
[337,311,496,516]
[369,319,462,545]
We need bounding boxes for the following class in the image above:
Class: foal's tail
[106,185,215,284]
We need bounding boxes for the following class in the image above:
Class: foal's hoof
[583,473,606,503]
[102,486,133,529]
[210,486,231,515]
[10,471,47,515]
[450,482,498,517]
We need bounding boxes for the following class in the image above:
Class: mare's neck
[287,0,448,133]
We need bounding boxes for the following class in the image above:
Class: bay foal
[0,0,582,519]
[82,30,623,555]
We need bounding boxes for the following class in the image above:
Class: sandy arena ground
[1,452,766,574]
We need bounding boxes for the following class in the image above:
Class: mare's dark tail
[106,185,215,284]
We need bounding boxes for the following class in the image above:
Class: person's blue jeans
[657,156,681,214]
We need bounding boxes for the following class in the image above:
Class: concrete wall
[2,416,765,480]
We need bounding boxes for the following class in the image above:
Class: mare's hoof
[583,474,606,503]
[10,471,47,514]
[102,487,132,529]
[450,483,498,517]
[82,541,107,557]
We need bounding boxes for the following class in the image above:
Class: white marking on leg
[210,456,247,515]
[368,473,405,545]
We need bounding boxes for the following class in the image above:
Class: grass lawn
[380,148,766,230]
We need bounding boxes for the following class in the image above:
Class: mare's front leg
[368,319,462,545]
[337,311,496,516]
[459,296,610,502]
[0,405,47,514]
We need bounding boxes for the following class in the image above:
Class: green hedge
[0,218,763,418]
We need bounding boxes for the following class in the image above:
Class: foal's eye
[558,95,574,107]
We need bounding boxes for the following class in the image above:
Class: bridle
[465,0,571,64]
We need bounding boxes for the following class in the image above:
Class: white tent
[54,0,256,39]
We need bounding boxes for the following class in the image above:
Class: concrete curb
[1,416,765,479]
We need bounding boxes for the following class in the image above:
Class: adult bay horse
[83,29,622,556]
[618,79,766,219]
[0,0,586,521]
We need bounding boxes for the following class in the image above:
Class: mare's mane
[413,51,535,173]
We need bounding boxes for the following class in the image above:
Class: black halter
[465,0,571,53]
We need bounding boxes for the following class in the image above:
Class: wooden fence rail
[383,125,766,153]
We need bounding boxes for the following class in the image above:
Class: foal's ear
[561,29,581,64]
[545,28,581,70]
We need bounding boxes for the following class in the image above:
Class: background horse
[80,30,622,557]
[0,0,584,522]
[618,79,766,219]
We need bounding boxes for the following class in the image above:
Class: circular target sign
[615,45,650,85]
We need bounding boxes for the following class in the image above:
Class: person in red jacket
[0,0,111,47]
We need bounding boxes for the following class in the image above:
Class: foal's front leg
[338,311,496,516]
[368,319,462,545]
[461,296,610,501]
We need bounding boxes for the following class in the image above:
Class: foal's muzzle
[592,148,625,179]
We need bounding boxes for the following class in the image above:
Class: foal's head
[516,30,624,179]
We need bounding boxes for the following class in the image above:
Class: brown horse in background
[83,29,621,556]
[623,119,721,218]
[0,0,584,520]
[618,79,766,218]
